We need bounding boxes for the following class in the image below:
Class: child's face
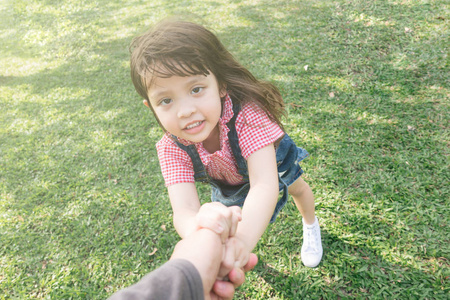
[146,72,226,144]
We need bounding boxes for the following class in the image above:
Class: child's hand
[195,203,242,243]
[218,236,250,279]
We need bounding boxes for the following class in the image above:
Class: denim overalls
[173,104,309,223]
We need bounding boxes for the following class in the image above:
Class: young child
[130,20,323,269]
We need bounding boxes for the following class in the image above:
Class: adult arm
[108,229,221,300]
[108,228,258,300]
[108,259,204,300]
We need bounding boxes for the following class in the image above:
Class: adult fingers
[227,253,257,288]
[212,280,235,300]
[227,267,245,287]
[243,253,258,272]
[213,252,257,298]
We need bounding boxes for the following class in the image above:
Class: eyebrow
[149,75,207,101]
[186,75,206,85]
[149,88,168,102]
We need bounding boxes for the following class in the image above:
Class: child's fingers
[226,237,250,270]
[199,203,234,240]
[210,203,234,237]
[218,244,235,278]
[195,215,224,236]
[196,203,229,237]
[196,203,242,242]
[229,206,242,222]
[220,237,250,277]
[208,204,241,239]
[228,206,242,237]
[234,248,250,270]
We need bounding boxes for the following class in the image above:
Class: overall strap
[227,104,249,182]
[172,138,209,183]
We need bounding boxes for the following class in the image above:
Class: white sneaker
[301,216,323,268]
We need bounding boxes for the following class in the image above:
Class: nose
[177,98,196,118]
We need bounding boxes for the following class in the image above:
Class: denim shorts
[210,134,308,223]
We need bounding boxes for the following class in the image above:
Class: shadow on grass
[254,227,447,298]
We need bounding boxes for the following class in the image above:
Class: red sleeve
[235,103,284,160]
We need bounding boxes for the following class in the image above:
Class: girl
[130,20,323,269]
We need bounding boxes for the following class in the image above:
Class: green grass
[1,0,448,298]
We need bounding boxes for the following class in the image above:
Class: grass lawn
[1,0,448,298]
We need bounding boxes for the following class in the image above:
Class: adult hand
[210,253,258,300]
[171,228,258,300]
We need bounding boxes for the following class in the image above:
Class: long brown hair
[130,20,285,128]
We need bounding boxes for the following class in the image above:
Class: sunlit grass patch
[1,0,449,298]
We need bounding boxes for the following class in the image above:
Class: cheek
[156,115,172,128]
[206,101,222,120]
[152,110,171,130]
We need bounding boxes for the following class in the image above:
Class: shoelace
[303,226,319,253]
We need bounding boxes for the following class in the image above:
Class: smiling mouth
[185,121,203,130]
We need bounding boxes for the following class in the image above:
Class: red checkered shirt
[156,95,284,186]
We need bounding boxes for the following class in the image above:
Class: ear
[219,85,227,98]
[143,99,151,108]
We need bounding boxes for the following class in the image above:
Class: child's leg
[288,176,323,267]
[288,177,316,224]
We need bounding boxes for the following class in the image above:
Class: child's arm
[233,143,280,262]
[167,182,201,238]
[167,183,242,242]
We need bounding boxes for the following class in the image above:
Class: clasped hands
[195,202,256,299]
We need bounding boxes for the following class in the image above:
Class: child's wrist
[179,221,200,238]
[233,234,253,254]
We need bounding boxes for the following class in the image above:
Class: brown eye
[160,98,172,105]
[191,87,203,94]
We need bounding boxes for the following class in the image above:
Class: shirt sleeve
[108,259,204,300]
[156,135,195,186]
[235,102,285,159]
